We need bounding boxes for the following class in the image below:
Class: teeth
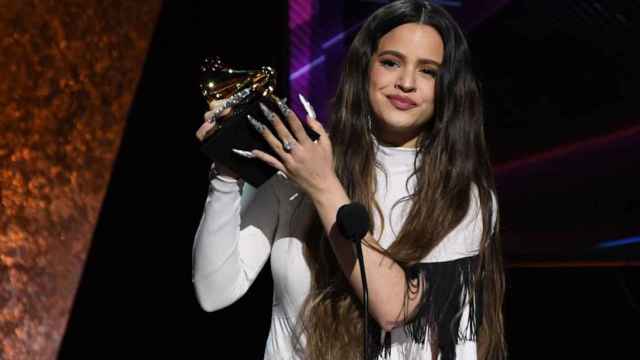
[298,94,317,119]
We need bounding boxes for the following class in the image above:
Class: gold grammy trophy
[198,57,319,187]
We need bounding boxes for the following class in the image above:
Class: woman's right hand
[196,99,240,179]
[196,99,232,141]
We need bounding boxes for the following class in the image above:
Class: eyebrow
[377,50,442,67]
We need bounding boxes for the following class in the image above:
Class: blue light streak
[595,236,640,249]
[290,55,326,81]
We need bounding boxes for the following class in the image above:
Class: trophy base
[200,99,320,188]
[201,102,277,188]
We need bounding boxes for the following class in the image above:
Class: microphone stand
[354,237,370,360]
[336,202,371,360]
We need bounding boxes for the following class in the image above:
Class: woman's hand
[250,96,336,197]
[195,99,233,142]
[196,98,238,179]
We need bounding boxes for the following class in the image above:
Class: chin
[379,113,423,129]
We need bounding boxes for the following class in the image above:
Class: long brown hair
[291,1,506,359]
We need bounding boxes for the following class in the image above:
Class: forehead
[376,23,444,62]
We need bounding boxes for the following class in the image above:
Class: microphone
[336,202,371,360]
[336,202,369,243]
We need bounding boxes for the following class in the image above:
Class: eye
[380,59,399,68]
[421,68,438,77]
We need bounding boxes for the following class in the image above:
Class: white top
[192,141,496,359]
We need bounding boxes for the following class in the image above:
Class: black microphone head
[336,202,370,242]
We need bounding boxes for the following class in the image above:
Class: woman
[192,1,505,359]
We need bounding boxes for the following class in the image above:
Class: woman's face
[368,23,444,148]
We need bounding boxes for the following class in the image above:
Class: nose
[395,68,416,93]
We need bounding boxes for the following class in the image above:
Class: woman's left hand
[249,96,336,197]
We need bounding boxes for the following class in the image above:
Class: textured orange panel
[0,1,161,358]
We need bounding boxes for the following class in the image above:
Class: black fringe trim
[368,255,482,360]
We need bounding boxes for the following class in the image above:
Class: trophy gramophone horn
[199,56,276,105]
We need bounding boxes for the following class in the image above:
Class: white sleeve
[422,184,498,262]
[191,166,279,312]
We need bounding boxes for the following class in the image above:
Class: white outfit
[192,141,496,359]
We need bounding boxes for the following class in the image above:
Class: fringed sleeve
[368,255,482,360]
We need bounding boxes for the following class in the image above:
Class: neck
[372,124,423,149]
[373,131,419,149]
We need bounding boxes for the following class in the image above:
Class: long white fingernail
[298,94,316,119]
[259,102,276,122]
[276,170,288,179]
[247,115,266,132]
[232,148,256,158]
[273,96,291,117]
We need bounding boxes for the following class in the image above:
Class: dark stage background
[57,1,286,358]
[57,1,639,359]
